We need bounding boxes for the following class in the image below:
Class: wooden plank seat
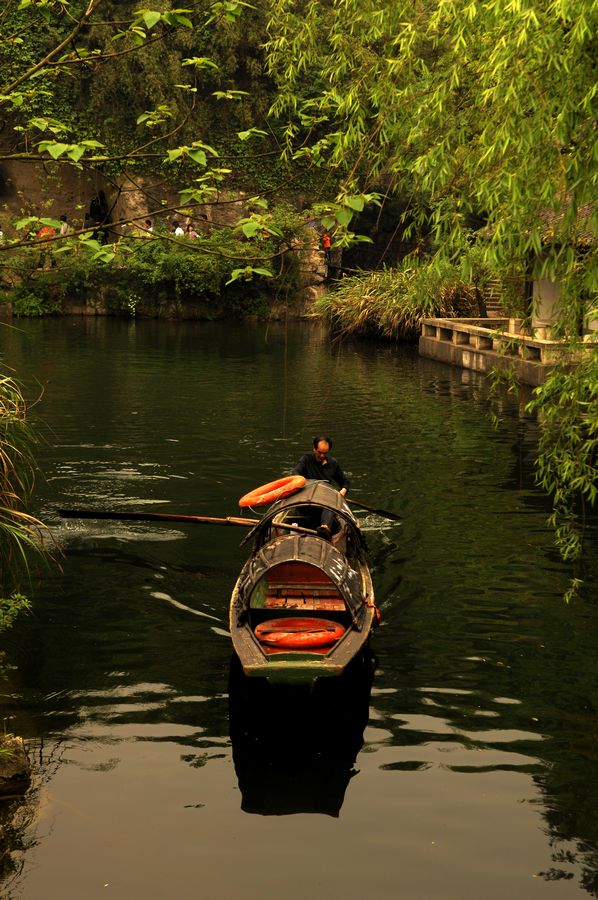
[265,595,346,611]
[264,582,345,611]
[259,561,347,612]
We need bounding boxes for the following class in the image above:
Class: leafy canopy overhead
[266,0,597,306]
[0,0,296,280]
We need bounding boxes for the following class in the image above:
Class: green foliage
[526,353,598,567]
[316,250,488,340]
[266,0,598,580]
[0,593,31,632]
[266,0,597,336]
[10,282,61,317]
[120,230,283,313]
[5,213,307,317]
[0,371,54,599]
[0,0,282,190]
[65,0,273,159]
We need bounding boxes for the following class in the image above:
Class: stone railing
[419,318,590,386]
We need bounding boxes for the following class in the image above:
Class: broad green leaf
[38,142,69,159]
[182,57,218,69]
[67,146,85,162]
[241,221,261,238]
[141,11,162,29]
[237,128,268,141]
[344,196,365,212]
[192,141,218,157]
[171,13,193,27]
[212,90,249,100]
[225,264,271,285]
[14,217,38,231]
[93,250,116,263]
[226,267,250,284]
[29,118,49,132]
[335,208,353,227]
[187,149,207,165]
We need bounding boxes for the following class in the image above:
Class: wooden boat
[229,480,379,685]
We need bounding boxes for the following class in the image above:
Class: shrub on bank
[315,249,505,341]
[0,373,53,615]
[2,206,309,318]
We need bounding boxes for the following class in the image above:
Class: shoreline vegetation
[1,229,516,338]
[0,205,312,321]
[313,250,502,341]
[0,374,52,631]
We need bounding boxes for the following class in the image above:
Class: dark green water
[1,317,597,899]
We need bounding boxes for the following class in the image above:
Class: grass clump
[315,251,494,341]
[0,373,55,617]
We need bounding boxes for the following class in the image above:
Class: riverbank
[0,294,315,322]
[0,206,328,322]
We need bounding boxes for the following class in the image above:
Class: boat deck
[261,561,347,612]
[264,588,345,612]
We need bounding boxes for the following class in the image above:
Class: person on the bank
[293,435,349,539]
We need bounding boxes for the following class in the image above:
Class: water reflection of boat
[229,649,375,817]
[230,480,379,686]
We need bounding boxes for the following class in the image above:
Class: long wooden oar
[57,508,318,536]
[59,508,258,526]
[346,498,402,522]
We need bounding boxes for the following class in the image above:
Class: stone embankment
[0,160,330,319]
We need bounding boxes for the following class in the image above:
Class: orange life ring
[239,475,306,508]
[254,617,345,649]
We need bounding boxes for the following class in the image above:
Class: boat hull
[230,574,376,686]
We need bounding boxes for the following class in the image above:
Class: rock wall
[0,161,331,315]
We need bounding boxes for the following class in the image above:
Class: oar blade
[346,498,402,522]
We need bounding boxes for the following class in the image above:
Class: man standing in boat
[293,435,349,539]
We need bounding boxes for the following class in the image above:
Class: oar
[346,498,402,522]
[57,508,319,536]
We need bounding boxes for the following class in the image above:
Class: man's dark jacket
[293,453,350,491]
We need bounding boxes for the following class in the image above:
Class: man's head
[312,435,332,461]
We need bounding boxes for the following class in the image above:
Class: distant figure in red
[37,223,56,268]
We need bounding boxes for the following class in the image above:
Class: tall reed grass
[314,256,487,340]
[0,373,54,608]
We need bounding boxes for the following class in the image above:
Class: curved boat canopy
[232,533,368,628]
[245,480,366,551]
